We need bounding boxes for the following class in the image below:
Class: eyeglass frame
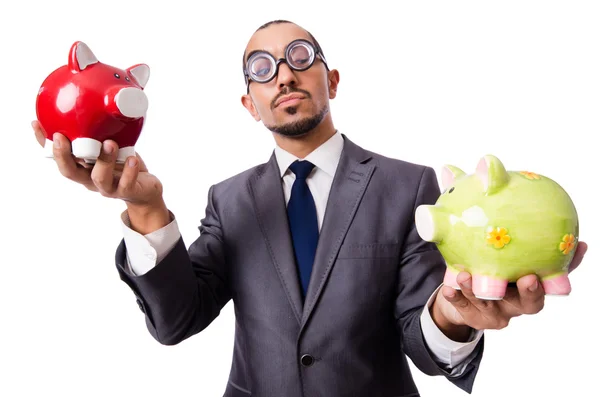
[243,39,329,93]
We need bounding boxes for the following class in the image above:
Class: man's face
[241,23,338,137]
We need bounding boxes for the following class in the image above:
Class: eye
[448,187,455,194]
[289,45,311,67]
[114,73,121,79]
[256,67,271,77]
[125,76,130,81]
[292,56,310,66]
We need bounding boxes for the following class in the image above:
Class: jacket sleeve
[114,184,232,345]
[395,166,484,394]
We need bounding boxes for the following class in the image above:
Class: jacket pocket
[338,242,399,259]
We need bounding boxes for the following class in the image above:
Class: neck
[273,116,337,159]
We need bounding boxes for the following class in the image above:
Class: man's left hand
[431,241,588,341]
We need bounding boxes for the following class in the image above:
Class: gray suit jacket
[115,134,484,397]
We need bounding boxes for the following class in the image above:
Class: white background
[1,1,598,396]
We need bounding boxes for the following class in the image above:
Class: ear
[241,94,261,121]
[327,69,340,99]
[476,154,509,194]
[441,165,466,191]
[127,64,150,88]
[68,41,98,72]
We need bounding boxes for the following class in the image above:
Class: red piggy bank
[36,41,150,163]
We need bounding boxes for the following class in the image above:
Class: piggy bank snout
[415,205,434,242]
[115,87,148,118]
[415,205,442,243]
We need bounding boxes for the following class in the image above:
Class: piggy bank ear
[476,154,509,194]
[441,165,466,191]
[127,64,150,88]
[68,41,98,72]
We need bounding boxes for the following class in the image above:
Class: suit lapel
[301,136,376,328]
[248,153,304,325]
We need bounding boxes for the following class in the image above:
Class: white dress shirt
[121,130,483,373]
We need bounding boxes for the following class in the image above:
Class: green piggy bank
[415,154,579,300]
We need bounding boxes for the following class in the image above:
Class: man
[33,20,587,397]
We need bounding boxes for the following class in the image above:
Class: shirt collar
[274,130,344,178]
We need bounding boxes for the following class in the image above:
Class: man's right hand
[33,120,171,234]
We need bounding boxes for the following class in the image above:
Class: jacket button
[300,354,314,367]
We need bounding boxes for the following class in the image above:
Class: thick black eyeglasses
[244,39,329,92]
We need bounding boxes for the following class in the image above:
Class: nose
[276,62,297,89]
[115,87,148,118]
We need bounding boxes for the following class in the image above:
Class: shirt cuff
[420,284,484,370]
[120,209,181,276]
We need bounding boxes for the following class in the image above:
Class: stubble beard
[265,105,329,138]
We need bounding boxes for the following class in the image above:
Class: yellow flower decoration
[486,226,511,248]
[559,234,575,255]
[520,171,541,180]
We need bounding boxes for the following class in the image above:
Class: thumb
[433,286,469,326]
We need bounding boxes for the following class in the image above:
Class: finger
[117,156,140,198]
[441,285,476,316]
[568,241,588,273]
[502,274,545,316]
[53,133,94,187]
[79,157,124,171]
[74,157,95,169]
[91,140,119,196]
[32,120,46,148]
[455,272,476,299]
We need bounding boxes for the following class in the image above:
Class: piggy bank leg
[43,139,55,158]
[117,147,135,164]
[443,266,461,290]
[71,138,102,161]
[541,272,571,296]
[472,275,508,300]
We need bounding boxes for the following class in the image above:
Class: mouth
[275,94,305,108]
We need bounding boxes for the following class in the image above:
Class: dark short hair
[242,20,327,85]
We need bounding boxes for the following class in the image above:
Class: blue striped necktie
[287,160,319,299]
